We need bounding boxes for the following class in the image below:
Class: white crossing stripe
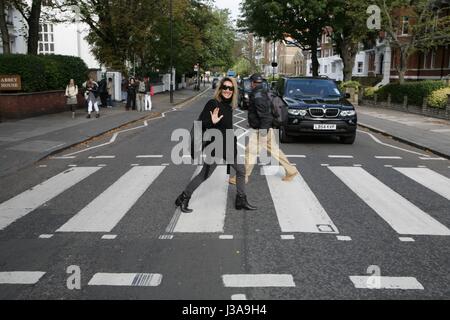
[281,235,295,240]
[173,166,228,233]
[0,271,46,284]
[337,236,352,241]
[419,157,447,161]
[222,274,296,288]
[263,166,339,234]
[219,235,234,240]
[0,167,101,230]
[399,237,415,242]
[88,156,116,159]
[88,273,162,287]
[329,155,354,159]
[329,167,450,236]
[57,166,165,233]
[39,234,54,239]
[349,276,424,290]
[394,167,450,200]
[101,235,117,240]
[136,155,164,158]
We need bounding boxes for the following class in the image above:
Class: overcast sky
[214,0,242,22]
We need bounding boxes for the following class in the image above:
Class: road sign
[272,62,278,68]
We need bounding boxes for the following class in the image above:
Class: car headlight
[244,93,249,99]
[340,110,356,117]
[288,109,307,116]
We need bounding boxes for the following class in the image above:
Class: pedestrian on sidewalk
[144,77,153,111]
[175,77,257,213]
[83,77,100,118]
[65,79,78,119]
[126,77,137,111]
[98,75,108,108]
[107,77,113,108]
[229,73,298,185]
[136,77,146,112]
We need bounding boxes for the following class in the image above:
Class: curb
[358,122,450,160]
[40,87,210,161]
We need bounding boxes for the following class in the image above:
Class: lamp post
[169,0,174,103]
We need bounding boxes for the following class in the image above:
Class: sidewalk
[0,86,209,178]
[357,103,450,159]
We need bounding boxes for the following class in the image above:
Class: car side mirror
[345,93,351,99]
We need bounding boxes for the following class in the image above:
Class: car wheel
[280,126,294,143]
[340,134,356,144]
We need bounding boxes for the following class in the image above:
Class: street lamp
[169,0,174,103]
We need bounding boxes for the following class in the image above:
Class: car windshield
[243,79,269,91]
[285,79,342,99]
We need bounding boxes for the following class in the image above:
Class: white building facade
[0,3,101,70]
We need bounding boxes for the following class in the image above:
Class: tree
[10,0,43,54]
[0,0,11,54]
[377,0,450,84]
[240,0,336,76]
[331,0,377,81]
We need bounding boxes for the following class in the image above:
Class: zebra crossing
[0,163,449,239]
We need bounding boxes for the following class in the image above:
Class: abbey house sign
[0,75,21,91]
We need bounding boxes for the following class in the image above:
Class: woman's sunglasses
[221,85,234,92]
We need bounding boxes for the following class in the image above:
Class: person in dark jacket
[175,77,257,213]
[126,78,137,110]
[229,73,298,185]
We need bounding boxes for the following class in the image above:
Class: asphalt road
[0,89,449,300]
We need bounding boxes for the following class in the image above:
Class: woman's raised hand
[210,107,224,124]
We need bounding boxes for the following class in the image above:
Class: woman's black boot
[235,194,257,211]
[175,192,193,213]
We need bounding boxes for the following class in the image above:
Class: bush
[0,54,88,93]
[340,80,362,92]
[427,87,450,109]
[363,86,378,100]
[377,80,446,106]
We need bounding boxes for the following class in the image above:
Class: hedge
[0,54,88,93]
[376,80,447,106]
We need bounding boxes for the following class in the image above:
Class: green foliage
[427,87,450,109]
[340,80,362,91]
[377,81,447,106]
[0,54,88,92]
[363,86,378,100]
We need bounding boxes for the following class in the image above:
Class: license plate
[314,124,336,130]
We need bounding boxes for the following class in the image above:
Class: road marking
[321,164,329,167]
[418,165,427,168]
[353,164,362,167]
[375,156,402,159]
[39,234,54,239]
[384,165,394,168]
[281,235,295,240]
[136,155,164,158]
[222,274,296,288]
[0,271,46,284]
[38,165,47,168]
[0,167,101,230]
[394,168,450,200]
[329,167,450,236]
[158,235,174,240]
[337,236,352,241]
[263,166,339,234]
[286,155,306,158]
[68,165,77,167]
[131,164,140,166]
[430,129,450,133]
[172,166,228,233]
[399,237,415,242]
[97,164,107,167]
[88,273,162,287]
[50,156,76,160]
[57,166,165,233]
[349,276,424,290]
[419,157,447,161]
[219,235,234,240]
[101,235,117,240]
[88,156,116,159]
[231,294,247,300]
[357,130,430,157]
[328,155,354,159]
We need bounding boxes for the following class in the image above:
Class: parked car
[272,77,357,144]
[238,77,269,110]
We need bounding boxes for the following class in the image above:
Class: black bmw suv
[272,77,357,144]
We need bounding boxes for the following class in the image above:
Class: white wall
[306,52,369,80]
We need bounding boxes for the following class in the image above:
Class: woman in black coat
[175,77,257,213]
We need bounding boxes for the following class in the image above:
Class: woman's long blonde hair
[213,77,238,109]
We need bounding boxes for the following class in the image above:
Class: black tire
[340,134,356,144]
[280,126,294,143]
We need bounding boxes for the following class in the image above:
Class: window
[431,50,436,69]
[402,16,409,35]
[38,23,55,54]
[332,62,336,73]
[424,51,428,68]
[324,65,328,73]
[358,62,364,73]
